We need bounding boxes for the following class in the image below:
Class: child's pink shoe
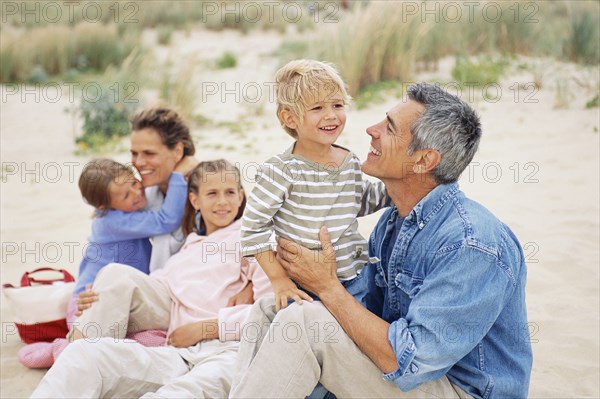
[51,338,69,361]
[17,342,54,369]
[127,329,167,347]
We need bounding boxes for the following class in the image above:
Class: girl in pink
[31,160,273,398]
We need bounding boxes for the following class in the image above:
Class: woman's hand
[75,284,99,317]
[174,155,200,178]
[168,319,219,348]
[227,281,254,307]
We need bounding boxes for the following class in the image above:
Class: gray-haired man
[231,83,532,399]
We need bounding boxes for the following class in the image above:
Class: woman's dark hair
[129,106,195,156]
[181,159,246,236]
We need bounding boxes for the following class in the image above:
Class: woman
[128,106,199,271]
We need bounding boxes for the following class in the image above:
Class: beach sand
[1,27,599,398]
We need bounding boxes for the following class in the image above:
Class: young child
[32,160,272,398]
[241,59,390,311]
[18,158,187,368]
[73,158,186,299]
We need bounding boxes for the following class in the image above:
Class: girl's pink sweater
[152,219,273,341]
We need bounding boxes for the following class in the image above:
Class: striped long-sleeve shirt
[241,145,390,281]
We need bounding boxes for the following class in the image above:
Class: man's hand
[168,319,219,348]
[227,281,254,307]
[276,226,339,297]
[75,284,99,317]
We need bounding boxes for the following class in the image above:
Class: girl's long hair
[181,159,246,236]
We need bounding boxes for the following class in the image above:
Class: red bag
[2,268,76,344]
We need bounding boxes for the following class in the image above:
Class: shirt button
[418,222,425,229]
[410,364,419,373]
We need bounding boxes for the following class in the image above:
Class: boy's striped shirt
[241,145,390,280]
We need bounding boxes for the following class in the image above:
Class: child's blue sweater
[73,172,187,294]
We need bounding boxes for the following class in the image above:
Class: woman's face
[130,128,182,189]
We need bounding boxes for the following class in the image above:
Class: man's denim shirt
[363,183,532,399]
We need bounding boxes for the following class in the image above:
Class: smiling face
[130,128,182,190]
[282,91,347,152]
[362,100,425,181]
[188,172,244,236]
[107,172,147,212]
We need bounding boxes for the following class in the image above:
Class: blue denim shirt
[363,183,532,399]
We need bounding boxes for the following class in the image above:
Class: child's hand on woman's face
[75,284,99,316]
[174,156,200,179]
[272,277,313,312]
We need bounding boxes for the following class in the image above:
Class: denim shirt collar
[402,182,460,230]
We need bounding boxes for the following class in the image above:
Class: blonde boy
[241,59,389,310]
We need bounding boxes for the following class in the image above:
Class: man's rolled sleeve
[384,318,416,380]
[383,245,516,391]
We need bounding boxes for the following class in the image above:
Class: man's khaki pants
[230,298,473,399]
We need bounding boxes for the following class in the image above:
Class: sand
[1,27,599,398]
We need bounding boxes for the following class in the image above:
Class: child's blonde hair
[181,159,246,236]
[78,159,134,217]
[275,59,351,139]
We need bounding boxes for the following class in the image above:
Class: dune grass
[0,23,135,83]
[566,6,600,65]
[276,0,598,97]
[158,56,202,123]
[308,1,428,97]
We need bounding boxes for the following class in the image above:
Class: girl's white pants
[31,338,239,398]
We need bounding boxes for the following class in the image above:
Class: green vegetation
[451,56,509,86]
[585,95,599,109]
[157,26,174,45]
[353,81,402,110]
[217,121,245,135]
[75,49,147,153]
[276,1,599,100]
[76,98,135,152]
[273,40,309,63]
[215,52,237,69]
[1,24,135,83]
[309,2,424,96]
[0,1,323,38]
[2,0,598,123]
[567,9,600,65]
[26,66,49,84]
[1,0,332,84]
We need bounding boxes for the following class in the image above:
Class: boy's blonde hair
[275,59,351,139]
